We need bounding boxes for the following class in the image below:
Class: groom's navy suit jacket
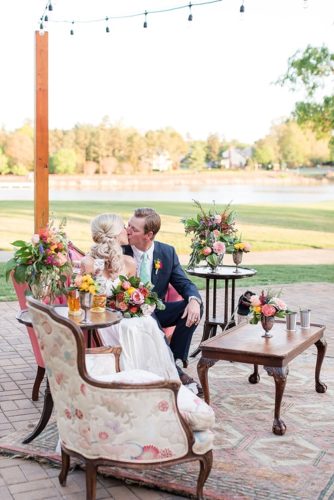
[123,241,201,304]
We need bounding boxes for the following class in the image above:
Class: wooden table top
[200,320,326,367]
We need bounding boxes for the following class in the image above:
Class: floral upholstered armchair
[27,297,214,500]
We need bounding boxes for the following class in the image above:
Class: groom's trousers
[155,299,204,365]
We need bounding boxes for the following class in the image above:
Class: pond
[1,182,334,204]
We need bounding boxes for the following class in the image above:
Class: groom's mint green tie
[139,252,151,283]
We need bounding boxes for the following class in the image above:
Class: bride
[81,213,179,381]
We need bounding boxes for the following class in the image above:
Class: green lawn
[1,200,333,301]
[1,263,333,302]
[1,200,334,254]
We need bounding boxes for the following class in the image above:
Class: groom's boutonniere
[154,259,162,275]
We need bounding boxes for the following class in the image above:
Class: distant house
[220,147,252,169]
[150,152,172,172]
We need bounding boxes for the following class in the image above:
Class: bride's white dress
[98,277,179,380]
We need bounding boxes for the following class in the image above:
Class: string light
[70,21,74,35]
[105,17,110,33]
[38,0,228,33]
[143,10,148,28]
[44,15,48,22]
[240,2,245,14]
[188,2,193,21]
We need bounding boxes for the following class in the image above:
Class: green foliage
[182,141,207,170]
[278,45,334,144]
[0,148,9,175]
[50,148,77,174]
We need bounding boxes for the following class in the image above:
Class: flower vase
[232,250,243,273]
[30,274,53,303]
[206,253,224,273]
[261,314,275,338]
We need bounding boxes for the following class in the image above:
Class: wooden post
[35,30,49,232]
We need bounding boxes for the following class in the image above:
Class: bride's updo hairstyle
[90,213,124,276]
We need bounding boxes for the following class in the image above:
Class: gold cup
[67,290,81,316]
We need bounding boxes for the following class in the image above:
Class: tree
[205,133,224,167]
[0,148,9,175]
[49,148,77,174]
[278,45,334,154]
[253,135,279,167]
[275,121,309,168]
[184,141,206,170]
[4,130,34,173]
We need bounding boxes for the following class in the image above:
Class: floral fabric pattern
[28,305,213,463]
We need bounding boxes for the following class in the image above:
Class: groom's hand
[182,299,201,327]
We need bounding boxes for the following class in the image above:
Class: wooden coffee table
[197,320,327,435]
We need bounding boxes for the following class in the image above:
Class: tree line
[1,42,334,179]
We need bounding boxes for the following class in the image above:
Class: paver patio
[0,282,333,499]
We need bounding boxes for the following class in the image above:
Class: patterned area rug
[1,352,334,500]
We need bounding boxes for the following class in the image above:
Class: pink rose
[262,304,276,317]
[31,234,40,245]
[214,215,222,223]
[202,247,212,256]
[213,229,220,238]
[250,295,261,307]
[74,275,83,287]
[117,301,128,311]
[274,298,286,311]
[212,241,225,255]
[131,290,145,305]
[243,242,251,252]
[122,281,131,290]
[55,253,67,267]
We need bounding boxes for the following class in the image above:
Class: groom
[124,207,203,390]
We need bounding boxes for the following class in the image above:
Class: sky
[0,0,333,144]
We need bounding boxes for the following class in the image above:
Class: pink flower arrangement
[107,275,165,318]
[182,200,238,269]
[249,289,288,324]
[5,218,72,301]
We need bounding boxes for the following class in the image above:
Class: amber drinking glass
[91,294,107,313]
[67,290,81,316]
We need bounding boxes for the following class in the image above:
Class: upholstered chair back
[27,297,193,463]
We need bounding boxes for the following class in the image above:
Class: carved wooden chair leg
[85,462,98,500]
[196,450,213,499]
[32,365,45,401]
[22,379,54,444]
[59,448,71,486]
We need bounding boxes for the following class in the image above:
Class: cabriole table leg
[197,357,217,405]
[264,366,289,436]
[315,338,327,393]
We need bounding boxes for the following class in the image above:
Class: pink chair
[163,284,183,341]
[13,278,46,401]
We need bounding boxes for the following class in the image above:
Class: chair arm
[85,346,122,372]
